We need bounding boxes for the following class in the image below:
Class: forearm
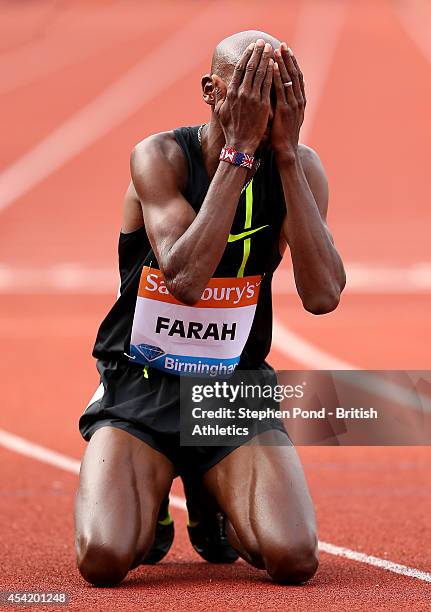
[164,161,247,303]
[279,155,345,313]
[137,40,273,305]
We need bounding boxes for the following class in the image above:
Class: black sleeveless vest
[93,125,286,368]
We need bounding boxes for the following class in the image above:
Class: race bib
[129,266,262,377]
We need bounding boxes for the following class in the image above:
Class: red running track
[0,1,430,610]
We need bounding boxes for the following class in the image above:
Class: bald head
[211,30,281,81]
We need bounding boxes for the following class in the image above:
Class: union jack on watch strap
[219,145,254,169]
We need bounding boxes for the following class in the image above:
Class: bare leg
[203,430,318,584]
[75,427,175,586]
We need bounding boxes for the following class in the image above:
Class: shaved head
[211,30,281,80]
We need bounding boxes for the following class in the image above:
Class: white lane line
[0,0,357,381]
[270,0,370,372]
[293,0,351,140]
[274,264,431,294]
[1,427,429,582]
[271,317,358,370]
[0,428,186,510]
[394,0,431,66]
[319,541,431,583]
[0,6,357,383]
[0,0,349,215]
[3,2,426,581]
[0,7,164,96]
[0,428,81,474]
[0,0,228,213]
[1,263,430,294]
[4,1,427,580]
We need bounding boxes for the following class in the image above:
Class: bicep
[122,182,143,234]
[130,139,196,266]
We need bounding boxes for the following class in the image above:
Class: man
[76,30,345,587]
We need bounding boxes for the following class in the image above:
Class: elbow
[171,287,202,306]
[339,267,347,292]
[163,268,202,306]
[302,290,341,315]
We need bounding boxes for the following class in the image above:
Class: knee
[77,538,132,587]
[264,535,319,584]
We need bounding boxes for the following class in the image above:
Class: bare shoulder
[131,130,187,192]
[298,144,327,181]
[123,131,188,233]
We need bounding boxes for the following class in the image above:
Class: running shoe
[141,496,174,564]
[183,477,239,564]
[187,511,239,564]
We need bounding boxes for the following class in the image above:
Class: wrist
[225,141,257,156]
[273,145,299,166]
[219,145,256,169]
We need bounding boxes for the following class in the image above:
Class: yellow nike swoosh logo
[228,225,268,243]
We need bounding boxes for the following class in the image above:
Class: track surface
[1,1,430,610]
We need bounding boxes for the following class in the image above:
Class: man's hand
[271,43,306,162]
[213,39,274,155]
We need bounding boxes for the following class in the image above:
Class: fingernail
[248,42,255,50]
[256,39,265,47]
[287,46,294,56]
[274,62,279,70]
[264,42,271,52]
[281,42,287,50]
[275,49,281,57]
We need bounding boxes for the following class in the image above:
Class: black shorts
[79,359,290,478]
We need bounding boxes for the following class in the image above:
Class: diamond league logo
[135,343,165,362]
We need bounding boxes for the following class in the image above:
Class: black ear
[201,74,216,106]
[211,74,227,111]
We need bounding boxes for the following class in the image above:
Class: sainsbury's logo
[139,267,262,308]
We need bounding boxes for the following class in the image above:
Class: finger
[290,50,306,105]
[261,58,274,101]
[284,80,296,107]
[242,38,265,92]
[229,42,255,91]
[273,62,287,105]
[274,46,291,89]
[280,43,302,104]
[253,42,272,93]
[212,74,227,112]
